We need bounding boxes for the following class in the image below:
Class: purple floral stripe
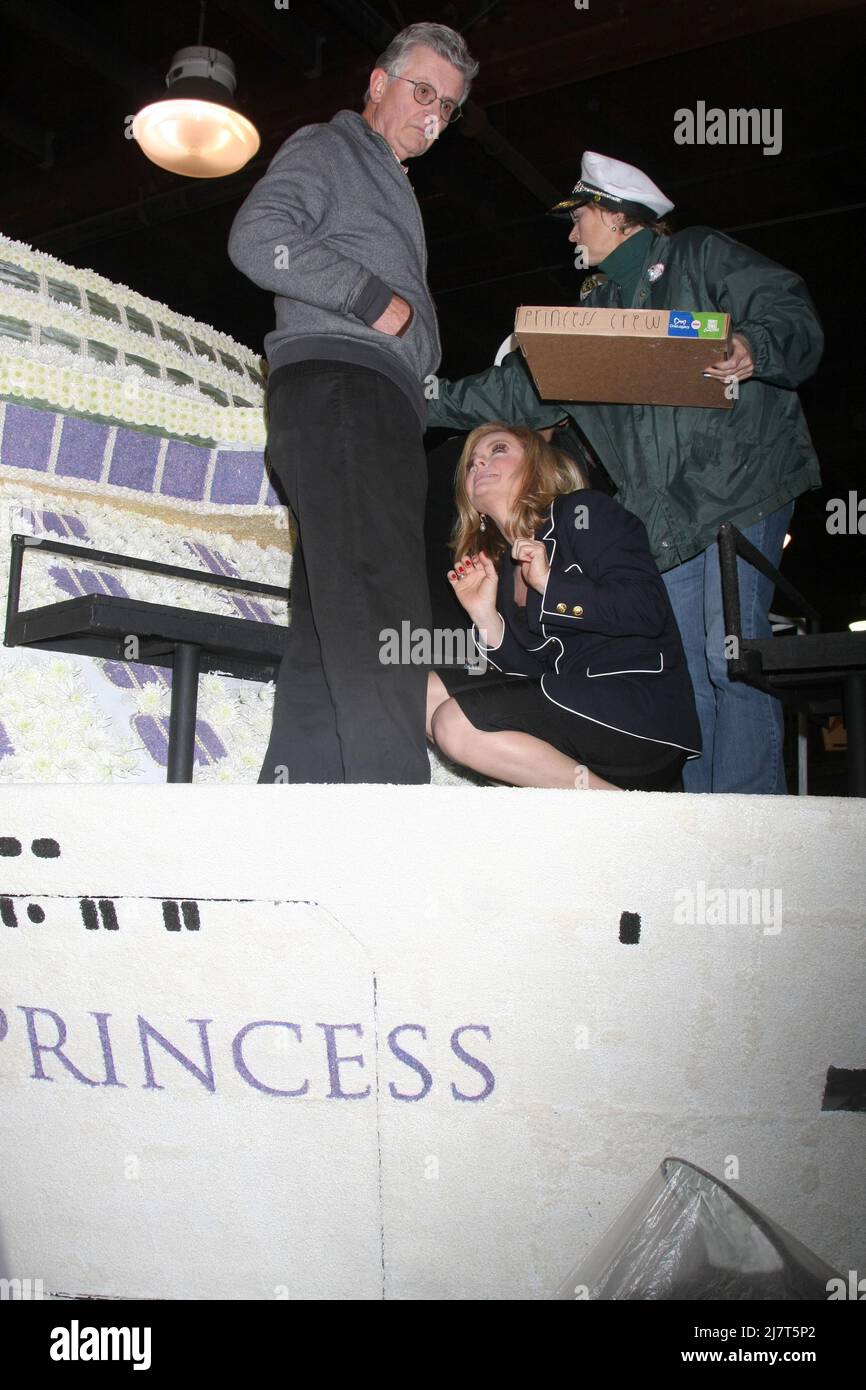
[102,661,166,690]
[133,714,168,765]
[0,721,14,758]
[228,596,274,624]
[193,722,227,765]
[185,540,240,579]
[182,540,273,623]
[47,565,84,599]
[132,712,226,768]
[69,569,124,598]
[2,403,272,501]
[209,549,240,578]
[96,571,127,598]
[42,563,129,600]
[38,511,90,541]
[245,600,275,624]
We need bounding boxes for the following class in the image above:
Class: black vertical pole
[4,535,26,647]
[843,673,866,798]
[167,643,201,783]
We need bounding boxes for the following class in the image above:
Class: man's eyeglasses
[388,74,462,124]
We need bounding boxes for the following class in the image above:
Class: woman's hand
[448,551,500,630]
[704,331,755,383]
[511,537,550,595]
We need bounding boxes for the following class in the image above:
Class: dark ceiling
[2,0,865,623]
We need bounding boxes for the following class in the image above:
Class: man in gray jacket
[229,22,478,784]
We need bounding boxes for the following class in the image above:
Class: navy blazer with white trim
[474,490,702,755]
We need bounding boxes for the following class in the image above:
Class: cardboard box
[515,305,734,408]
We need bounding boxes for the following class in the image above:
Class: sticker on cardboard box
[667,311,728,339]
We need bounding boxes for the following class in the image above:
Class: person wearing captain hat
[550,150,675,223]
[427,149,824,796]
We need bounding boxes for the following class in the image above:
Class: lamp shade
[133,46,260,178]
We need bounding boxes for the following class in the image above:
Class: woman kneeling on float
[426,423,701,790]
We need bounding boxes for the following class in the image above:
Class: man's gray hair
[363,22,479,106]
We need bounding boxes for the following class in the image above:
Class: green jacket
[427,227,823,571]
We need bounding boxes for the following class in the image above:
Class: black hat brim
[547,192,664,223]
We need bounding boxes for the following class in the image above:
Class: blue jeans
[662,502,794,794]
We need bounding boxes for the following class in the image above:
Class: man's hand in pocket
[372,294,414,337]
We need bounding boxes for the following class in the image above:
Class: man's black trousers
[258,360,432,784]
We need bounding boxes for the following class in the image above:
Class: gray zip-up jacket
[227,109,441,422]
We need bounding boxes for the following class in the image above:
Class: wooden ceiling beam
[6,0,863,246]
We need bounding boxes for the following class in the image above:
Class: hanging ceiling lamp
[133,3,260,178]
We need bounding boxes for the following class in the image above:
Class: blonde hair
[450,423,589,565]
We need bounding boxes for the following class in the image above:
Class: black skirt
[434,663,686,792]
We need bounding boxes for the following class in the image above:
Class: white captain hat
[549,151,674,221]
